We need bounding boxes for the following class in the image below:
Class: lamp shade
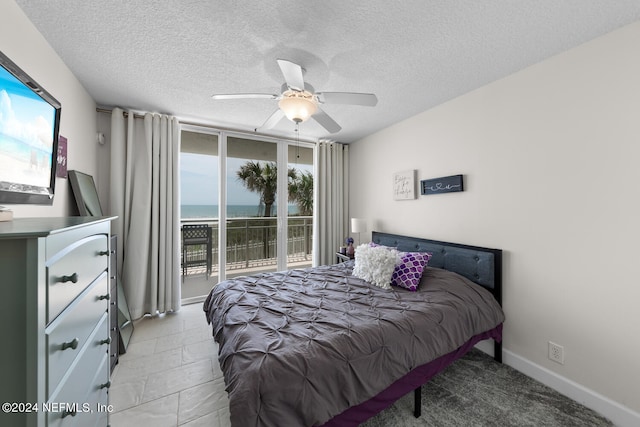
[278,91,318,123]
[351,218,367,233]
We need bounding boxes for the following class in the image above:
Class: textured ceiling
[14,1,640,143]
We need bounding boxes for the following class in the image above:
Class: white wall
[350,20,640,421]
[1,1,98,218]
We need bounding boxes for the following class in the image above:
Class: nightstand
[336,252,354,263]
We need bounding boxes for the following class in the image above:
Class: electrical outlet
[548,341,564,364]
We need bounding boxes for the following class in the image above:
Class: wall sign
[393,170,416,200]
[56,135,68,178]
[420,174,464,195]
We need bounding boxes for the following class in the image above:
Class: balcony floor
[181,259,312,303]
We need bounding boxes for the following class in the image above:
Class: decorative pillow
[391,251,432,291]
[368,242,432,291]
[352,244,399,289]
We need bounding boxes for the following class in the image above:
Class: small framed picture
[393,170,416,200]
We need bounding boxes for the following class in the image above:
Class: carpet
[361,349,612,427]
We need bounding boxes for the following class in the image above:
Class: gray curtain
[110,108,181,319]
[316,142,349,265]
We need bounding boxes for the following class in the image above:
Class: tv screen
[0,50,61,205]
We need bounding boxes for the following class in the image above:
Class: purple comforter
[204,261,504,427]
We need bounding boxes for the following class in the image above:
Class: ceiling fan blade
[211,93,278,100]
[316,92,378,106]
[277,59,305,91]
[312,108,342,134]
[256,109,285,131]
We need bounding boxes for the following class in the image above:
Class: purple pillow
[369,242,432,291]
[391,251,432,291]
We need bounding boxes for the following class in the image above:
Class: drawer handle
[61,409,77,418]
[99,337,111,345]
[60,273,78,283]
[98,294,110,301]
[100,381,111,389]
[61,338,79,351]
[99,250,110,256]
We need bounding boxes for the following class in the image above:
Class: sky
[1,67,57,186]
[0,67,56,149]
[180,153,313,206]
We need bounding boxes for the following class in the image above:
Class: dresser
[0,217,114,427]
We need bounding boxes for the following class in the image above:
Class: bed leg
[494,340,502,363]
[414,386,421,418]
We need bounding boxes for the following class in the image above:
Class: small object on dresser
[346,237,355,257]
[0,206,13,222]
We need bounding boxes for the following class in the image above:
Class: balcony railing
[181,216,312,276]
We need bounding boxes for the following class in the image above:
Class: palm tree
[236,161,303,217]
[237,161,314,259]
[236,161,278,217]
[237,161,301,259]
[289,170,313,216]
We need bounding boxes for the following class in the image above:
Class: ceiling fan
[211,59,378,134]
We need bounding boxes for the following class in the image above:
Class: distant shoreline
[181,204,299,219]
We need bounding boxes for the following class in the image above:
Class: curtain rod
[96,107,146,119]
[95,107,320,145]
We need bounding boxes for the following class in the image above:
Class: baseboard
[501,349,640,427]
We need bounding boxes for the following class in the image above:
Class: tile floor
[109,302,230,427]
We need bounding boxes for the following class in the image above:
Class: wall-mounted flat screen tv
[0,50,61,205]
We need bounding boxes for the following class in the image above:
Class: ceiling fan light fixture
[278,90,317,123]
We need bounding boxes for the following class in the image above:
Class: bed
[204,231,504,427]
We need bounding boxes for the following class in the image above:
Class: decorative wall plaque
[420,174,464,195]
[393,170,416,200]
[56,135,68,178]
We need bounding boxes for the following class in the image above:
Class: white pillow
[352,243,400,289]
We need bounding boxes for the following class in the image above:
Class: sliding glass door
[287,144,314,270]
[225,136,279,279]
[180,128,220,301]
[179,127,314,302]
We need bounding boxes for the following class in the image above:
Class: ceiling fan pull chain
[296,123,300,160]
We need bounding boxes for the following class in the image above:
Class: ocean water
[181,204,299,219]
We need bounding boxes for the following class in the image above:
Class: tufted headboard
[371,231,502,306]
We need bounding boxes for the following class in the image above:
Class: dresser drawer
[47,351,109,427]
[47,234,109,323]
[46,276,110,398]
[85,353,110,427]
